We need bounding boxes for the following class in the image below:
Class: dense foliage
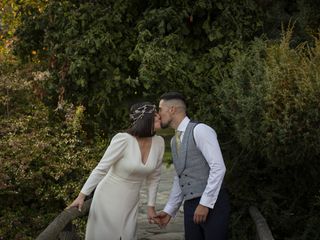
[1,0,319,239]
[0,59,106,239]
[217,30,320,239]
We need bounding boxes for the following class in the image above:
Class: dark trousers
[183,188,230,240]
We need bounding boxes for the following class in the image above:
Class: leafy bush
[217,27,320,239]
[0,62,105,239]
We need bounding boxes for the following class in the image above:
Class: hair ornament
[130,104,156,125]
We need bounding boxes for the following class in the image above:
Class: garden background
[1,0,319,239]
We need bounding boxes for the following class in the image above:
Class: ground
[138,165,184,240]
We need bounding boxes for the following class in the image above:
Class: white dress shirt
[164,116,226,217]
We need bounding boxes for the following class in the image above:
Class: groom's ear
[169,105,175,114]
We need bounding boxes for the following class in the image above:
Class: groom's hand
[193,204,209,224]
[154,211,171,228]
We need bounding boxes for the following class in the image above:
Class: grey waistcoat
[171,122,210,201]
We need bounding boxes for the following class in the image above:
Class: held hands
[66,193,86,212]
[147,209,171,228]
[153,211,172,228]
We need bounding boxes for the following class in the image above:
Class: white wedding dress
[80,133,164,240]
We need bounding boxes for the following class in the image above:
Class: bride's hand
[147,206,159,224]
[67,192,86,212]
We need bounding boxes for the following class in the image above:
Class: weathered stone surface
[137,165,184,240]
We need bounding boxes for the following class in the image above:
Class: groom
[155,92,230,240]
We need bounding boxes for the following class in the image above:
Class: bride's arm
[145,136,165,219]
[80,133,128,196]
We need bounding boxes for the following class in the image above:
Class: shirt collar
[177,116,190,132]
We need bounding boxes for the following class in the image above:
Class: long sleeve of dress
[146,136,165,206]
[80,133,128,196]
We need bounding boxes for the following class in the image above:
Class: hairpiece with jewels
[130,104,156,124]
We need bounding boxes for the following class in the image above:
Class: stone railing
[249,206,275,240]
[36,198,92,240]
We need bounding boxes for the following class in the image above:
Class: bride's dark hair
[127,102,156,138]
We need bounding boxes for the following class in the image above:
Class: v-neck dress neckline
[134,136,154,166]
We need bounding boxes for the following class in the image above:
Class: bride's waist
[106,172,143,185]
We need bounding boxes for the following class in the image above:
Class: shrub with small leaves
[217,27,320,239]
[0,63,106,239]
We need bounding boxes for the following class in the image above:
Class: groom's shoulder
[190,120,216,133]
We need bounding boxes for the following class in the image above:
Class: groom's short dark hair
[160,92,187,105]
